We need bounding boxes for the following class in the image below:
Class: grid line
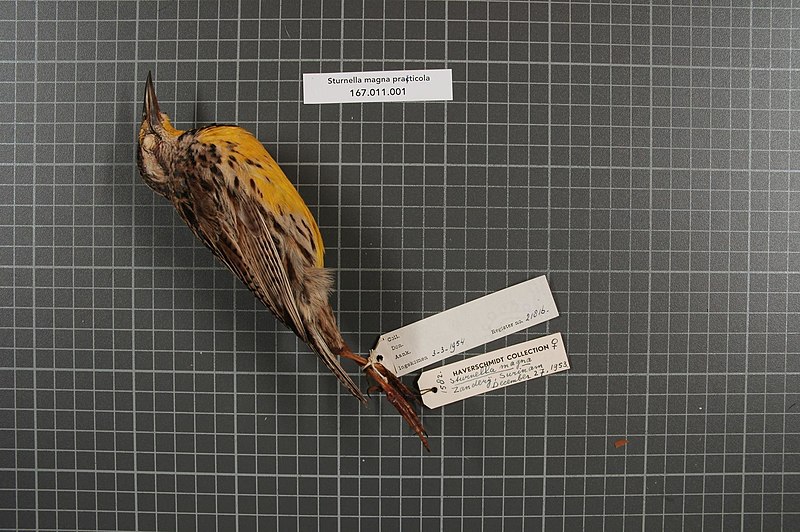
[2,1,800,531]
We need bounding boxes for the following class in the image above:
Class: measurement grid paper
[1,1,799,530]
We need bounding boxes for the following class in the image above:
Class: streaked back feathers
[195,125,325,266]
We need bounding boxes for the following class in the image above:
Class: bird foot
[340,348,430,451]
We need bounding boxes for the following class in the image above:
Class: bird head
[137,72,183,198]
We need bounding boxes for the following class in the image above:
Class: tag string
[362,350,387,382]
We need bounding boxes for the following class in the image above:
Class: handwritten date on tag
[417,333,569,409]
[374,276,558,377]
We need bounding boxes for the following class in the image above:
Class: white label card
[374,276,558,376]
[417,333,569,409]
[303,69,453,104]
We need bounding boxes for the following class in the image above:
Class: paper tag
[417,333,569,409]
[374,276,558,376]
[303,68,453,104]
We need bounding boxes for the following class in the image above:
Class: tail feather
[307,329,367,403]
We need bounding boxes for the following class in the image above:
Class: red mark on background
[614,439,630,449]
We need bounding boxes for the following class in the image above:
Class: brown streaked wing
[178,162,363,399]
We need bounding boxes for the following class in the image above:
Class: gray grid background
[2,0,799,530]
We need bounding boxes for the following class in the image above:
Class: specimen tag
[374,276,558,376]
[303,68,453,104]
[417,333,569,409]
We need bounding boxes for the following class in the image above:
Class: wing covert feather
[175,150,364,401]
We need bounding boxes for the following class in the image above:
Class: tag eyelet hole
[376,355,383,362]
[431,387,438,393]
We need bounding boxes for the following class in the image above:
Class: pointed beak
[143,71,162,129]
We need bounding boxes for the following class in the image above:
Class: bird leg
[339,347,430,451]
